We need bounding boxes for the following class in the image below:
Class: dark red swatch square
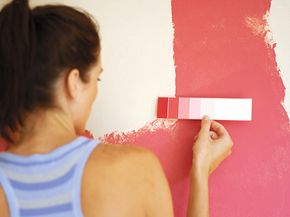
[157,97,168,118]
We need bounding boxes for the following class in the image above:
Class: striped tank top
[0,136,101,217]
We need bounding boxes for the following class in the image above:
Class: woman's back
[0,136,174,217]
[0,136,102,216]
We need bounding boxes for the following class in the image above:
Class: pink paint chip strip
[157,97,252,121]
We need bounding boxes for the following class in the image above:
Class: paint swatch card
[157,97,252,121]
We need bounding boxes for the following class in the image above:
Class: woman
[0,0,233,216]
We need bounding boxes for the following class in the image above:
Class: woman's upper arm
[0,186,9,217]
[143,150,174,217]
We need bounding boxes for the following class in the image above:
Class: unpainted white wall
[1,0,176,137]
[268,0,290,121]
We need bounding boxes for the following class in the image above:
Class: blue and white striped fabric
[0,136,101,217]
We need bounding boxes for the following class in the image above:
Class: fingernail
[203,115,210,120]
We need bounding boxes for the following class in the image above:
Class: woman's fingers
[192,118,234,176]
[210,120,229,137]
[211,121,234,151]
[199,116,211,135]
[209,131,218,140]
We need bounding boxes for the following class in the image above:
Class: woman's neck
[7,109,77,155]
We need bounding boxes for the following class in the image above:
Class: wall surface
[105,0,290,216]
[1,0,290,216]
[171,0,290,216]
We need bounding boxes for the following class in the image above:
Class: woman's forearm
[187,117,233,217]
[187,166,209,217]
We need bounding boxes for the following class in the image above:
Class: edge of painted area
[268,0,290,122]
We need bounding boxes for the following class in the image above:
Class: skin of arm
[81,143,174,217]
[187,116,234,217]
[144,150,174,217]
[0,186,9,217]
[187,166,209,217]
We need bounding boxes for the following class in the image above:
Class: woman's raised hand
[192,116,234,175]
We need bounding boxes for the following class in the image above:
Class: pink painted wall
[170,0,290,216]
[106,0,290,216]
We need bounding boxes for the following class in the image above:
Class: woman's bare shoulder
[81,143,164,216]
[84,143,158,180]
[91,143,156,163]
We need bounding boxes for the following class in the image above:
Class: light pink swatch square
[178,97,190,119]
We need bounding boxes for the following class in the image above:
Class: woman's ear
[65,69,81,100]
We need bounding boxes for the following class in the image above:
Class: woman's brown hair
[0,0,101,143]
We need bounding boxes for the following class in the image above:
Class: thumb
[199,115,211,135]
